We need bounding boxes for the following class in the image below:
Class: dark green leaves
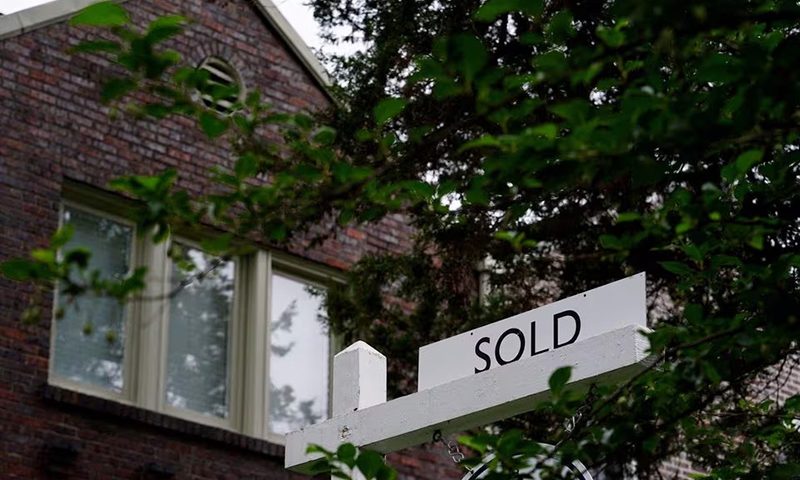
[305,444,396,480]
[70,40,122,54]
[596,25,626,48]
[145,15,188,43]
[355,451,385,478]
[199,111,229,138]
[0,259,39,281]
[70,1,130,27]
[548,366,572,395]
[546,10,575,43]
[659,261,694,277]
[474,0,544,22]
[100,77,137,103]
[449,34,487,84]
[336,443,357,468]
[722,149,764,182]
[374,97,407,125]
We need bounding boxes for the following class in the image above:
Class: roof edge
[0,0,332,93]
[0,0,119,40]
[253,0,332,91]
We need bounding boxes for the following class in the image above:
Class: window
[268,272,329,435]
[49,202,338,440]
[196,57,245,115]
[165,246,235,419]
[51,205,133,396]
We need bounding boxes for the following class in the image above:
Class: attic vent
[196,57,244,114]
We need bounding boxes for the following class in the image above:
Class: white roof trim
[253,0,331,89]
[0,0,113,39]
[0,0,331,91]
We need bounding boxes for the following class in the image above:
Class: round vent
[196,57,244,114]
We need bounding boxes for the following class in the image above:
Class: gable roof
[0,0,331,91]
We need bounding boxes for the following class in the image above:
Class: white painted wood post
[331,341,388,480]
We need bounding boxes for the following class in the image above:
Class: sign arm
[286,325,652,474]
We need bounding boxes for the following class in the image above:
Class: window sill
[42,384,285,458]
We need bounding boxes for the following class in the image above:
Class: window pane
[268,273,329,435]
[165,247,233,419]
[53,207,131,392]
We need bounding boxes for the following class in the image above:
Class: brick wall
[0,0,447,478]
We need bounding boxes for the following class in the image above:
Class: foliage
[2,0,800,478]
[313,0,800,476]
[307,444,397,480]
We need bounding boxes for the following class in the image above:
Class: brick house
[0,0,462,478]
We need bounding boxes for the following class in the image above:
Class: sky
[0,0,326,51]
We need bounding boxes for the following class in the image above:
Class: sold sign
[418,273,646,391]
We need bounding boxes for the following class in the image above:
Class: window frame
[264,257,338,444]
[157,237,242,430]
[49,194,345,440]
[48,201,140,405]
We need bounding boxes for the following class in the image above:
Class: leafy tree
[3,0,800,478]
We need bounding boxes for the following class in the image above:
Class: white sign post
[285,273,650,476]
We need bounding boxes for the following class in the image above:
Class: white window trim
[49,199,345,441]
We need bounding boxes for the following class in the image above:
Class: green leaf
[684,303,703,323]
[474,0,544,22]
[459,135,501,152]
[356,450,384,478]
[452,34,487,82]
[31,249,55,264]
[642,436,659,454]
[333,164,373,183]
[70,40,122,54]
[546,10,575,43]
[660,261,693,277]
[527,123,558,139]
[0,259,35,281]
[306,444,332,456]
[735,149,763,172]
[149,14,188,30]
[64,248,91,269]
[51,224,75,249]
[549,99,590,123]
[308,459,332,475]
[596,25,625,47]
[234,154,258,179]
[616,212,640,223]
[199,111,229,138]
[374,97,407,125]
[101,77,137,103]
[748,233,764,250]
[200,234,233,255]
[376,465,397,480]
[314,126,337,145]
[458,435,489,454]
[599,234,623,250]
[465,183,489,205]
[534,51,568,77]
[82,322,94,336]
[548,366,572,394]
[696,53,740,84]
[70,1,130,27]
[682,244,703,263]
[336,443,357,468]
